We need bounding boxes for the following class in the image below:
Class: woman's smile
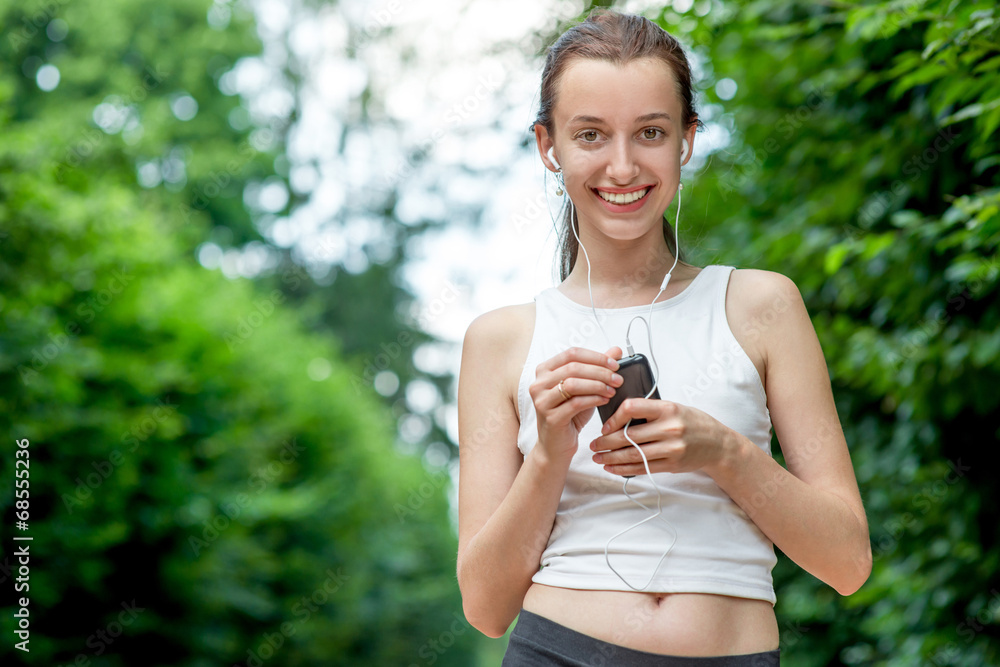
[592,185,653,212]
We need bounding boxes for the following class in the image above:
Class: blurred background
[1,0,998,664]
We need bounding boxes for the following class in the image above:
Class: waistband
[502,609,780,666]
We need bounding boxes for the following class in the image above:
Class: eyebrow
[568,112,673,125]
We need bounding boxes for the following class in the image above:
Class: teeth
[598,188,648,204]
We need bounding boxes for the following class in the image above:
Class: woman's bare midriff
[521,583,779,656]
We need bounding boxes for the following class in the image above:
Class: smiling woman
[458,7,871,666]
[456,8,871,666]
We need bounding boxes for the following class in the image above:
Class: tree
[677,1,999,664]
[0,0,475,664]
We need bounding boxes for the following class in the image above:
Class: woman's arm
[708,270,872,594]
[456,307,624,637]
[456,307,568,638]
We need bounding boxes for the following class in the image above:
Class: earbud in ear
[546,146,561,171]
[680,138,690,163]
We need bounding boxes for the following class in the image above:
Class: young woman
[457,10,871,665]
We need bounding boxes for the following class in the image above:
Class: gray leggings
[502,609,780,666]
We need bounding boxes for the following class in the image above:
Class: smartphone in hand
[597,353,660,425]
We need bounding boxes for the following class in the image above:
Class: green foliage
[673,0,1000,664]
[0,1,474,665]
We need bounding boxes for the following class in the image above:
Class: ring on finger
[557,379,571,401]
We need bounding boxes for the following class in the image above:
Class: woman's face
[539,57,694,244]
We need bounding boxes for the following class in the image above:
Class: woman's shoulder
[462,302,537,380]
[727,268,803,313]
[463,302,536,347]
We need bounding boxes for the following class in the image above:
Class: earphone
[547,146,561,171]
[545,137,689,591]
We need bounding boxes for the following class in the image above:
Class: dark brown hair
[532,9,706,281]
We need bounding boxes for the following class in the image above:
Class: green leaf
[824,243,851,275]
[940,97,1000,126]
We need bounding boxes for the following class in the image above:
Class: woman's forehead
[553,57,681,127]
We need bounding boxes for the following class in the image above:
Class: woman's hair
[532,9,706,281]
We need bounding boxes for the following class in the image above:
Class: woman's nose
[606,139,639,183]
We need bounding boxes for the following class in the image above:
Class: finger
[590,421,654,452]
[535,361,623,401]
[536,346,620,375]
[604,346,623,362]
[534,377,613,413]
[601,398,678,435]
[529,363,622,409]
[542,392,610,419]
[597,442,677,476]
[602,446,687,476]
[556,377,617,402]
[594,443,649,469]
[555,360,625,386]
[603,461,657,477]
[593,447,659,475]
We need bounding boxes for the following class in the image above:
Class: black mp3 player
[597,353,660,425]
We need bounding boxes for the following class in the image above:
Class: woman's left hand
[589,398,734,478]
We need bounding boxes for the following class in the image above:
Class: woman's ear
[681,122,697,166]
[535,124,560,172]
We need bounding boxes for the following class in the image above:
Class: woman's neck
[560,224,695,306]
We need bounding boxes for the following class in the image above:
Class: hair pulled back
[532,9,705,281]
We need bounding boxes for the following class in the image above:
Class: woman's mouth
[592,186,651,212]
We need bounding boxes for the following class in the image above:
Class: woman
[456,10,871,665]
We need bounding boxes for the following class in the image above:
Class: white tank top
[516,264,777,604]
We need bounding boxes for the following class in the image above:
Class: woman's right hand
[529,346,624,466]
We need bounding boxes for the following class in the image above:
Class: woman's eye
[579,130,599,142]
[642,128,663,140]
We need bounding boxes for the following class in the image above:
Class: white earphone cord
[559,164,684,591]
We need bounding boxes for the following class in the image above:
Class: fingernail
[611,373,623,384]
[601,423,609,433]
[607,357,619,369]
